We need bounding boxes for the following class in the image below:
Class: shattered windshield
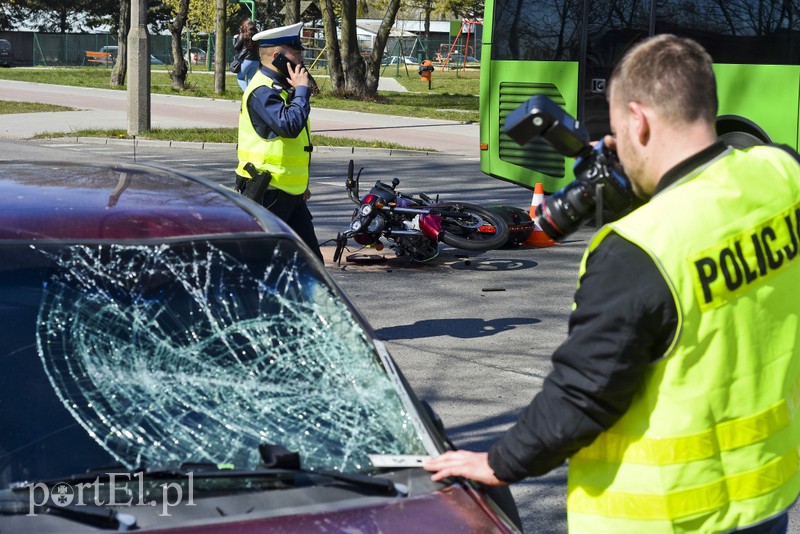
[1,237,431,486]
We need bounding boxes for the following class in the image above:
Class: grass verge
[0,66,479,122]
[0,100,75,114]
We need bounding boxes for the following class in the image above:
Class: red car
[0,162,521,533]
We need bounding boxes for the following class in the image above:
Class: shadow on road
[375,316,540,340]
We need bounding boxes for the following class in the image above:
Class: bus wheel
[719,130,764,149]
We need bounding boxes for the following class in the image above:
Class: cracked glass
[1,237,431,485]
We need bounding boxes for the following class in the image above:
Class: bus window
[583,0,651,138]
[655,1,800,66]
[491,0,582,61]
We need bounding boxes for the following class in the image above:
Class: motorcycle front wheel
[435,202,509,251]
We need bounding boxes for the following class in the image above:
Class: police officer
[424,34,800,533]
[235,21,323,262]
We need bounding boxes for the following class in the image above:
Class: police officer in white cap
[234,21,322,262]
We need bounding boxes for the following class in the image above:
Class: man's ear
[628,101,650,145]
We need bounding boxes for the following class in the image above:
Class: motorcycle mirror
[346,160,355,191]
[391,177,400,189]
[333,232,347,264]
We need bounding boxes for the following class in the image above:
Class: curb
[43,136,450,156]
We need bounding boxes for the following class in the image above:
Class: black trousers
[260,188,323,263]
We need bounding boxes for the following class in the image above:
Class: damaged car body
[0,162,521,533]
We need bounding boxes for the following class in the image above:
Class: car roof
[1,161,288,241]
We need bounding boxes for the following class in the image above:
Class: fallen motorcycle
[333,161,510,263]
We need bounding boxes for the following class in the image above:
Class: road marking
[317,181,344,187]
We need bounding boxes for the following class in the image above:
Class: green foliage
[440,0,483,19]
[160,0,240,34]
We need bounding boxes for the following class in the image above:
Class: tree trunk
[169,0,190,91]
[214,0,225,94]
[424,0,432,58]
[321,0,399,99]
[285,0,300,23]
[364,0,401,94]
[111,0,130,86]
[340,0,366,96]
[319,0,344,89]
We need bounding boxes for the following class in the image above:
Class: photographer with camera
[424,34,800,533]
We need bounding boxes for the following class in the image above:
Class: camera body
[504,95,634,239]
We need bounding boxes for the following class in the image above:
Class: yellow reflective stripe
[568,450,799,520]
[237,148,309,166]
[717,400,791,451]
[575,428,716,465]
[727,450,798,500]
[575,397,794,466]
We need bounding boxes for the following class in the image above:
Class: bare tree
[111,0,130,86]
[215,0,226,93]
[320,0,401,98]
[285,0,300,23]
[169,0,190,90]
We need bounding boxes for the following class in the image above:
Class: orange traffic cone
[525,183,556,248]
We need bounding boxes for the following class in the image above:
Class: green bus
[480,0,800,192]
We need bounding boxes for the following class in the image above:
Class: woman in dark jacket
[233,19,260,91]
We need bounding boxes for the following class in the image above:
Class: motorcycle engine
[396,235,438,262]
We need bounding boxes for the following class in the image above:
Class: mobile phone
[272,53,298,78]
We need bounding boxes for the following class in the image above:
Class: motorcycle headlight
[367,216,385,233]
[359,204,373,216]
[350,220,362,231]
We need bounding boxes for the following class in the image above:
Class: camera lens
[535,180,595,239]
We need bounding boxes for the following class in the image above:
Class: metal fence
[28,33,228,67]
[0,28,478,70]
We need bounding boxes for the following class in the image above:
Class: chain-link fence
[0,31,230,68]
[1,26,478,70]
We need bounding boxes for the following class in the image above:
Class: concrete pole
[127,0,151,135]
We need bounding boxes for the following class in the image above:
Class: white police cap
[253,22,304,49]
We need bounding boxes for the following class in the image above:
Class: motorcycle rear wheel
[435,202,510,251]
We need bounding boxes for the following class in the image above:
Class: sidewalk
[0,79,479,156]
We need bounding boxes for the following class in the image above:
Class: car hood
[143,484,512,533]
[0,161,274,240]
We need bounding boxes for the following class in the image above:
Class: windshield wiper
[15,445,408,501]
[257,443,409,497]
[135,445,409,497]
[0,491,137,531]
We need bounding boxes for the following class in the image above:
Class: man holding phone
[235,21,323,262]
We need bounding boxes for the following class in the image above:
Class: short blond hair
[608,34,717,125]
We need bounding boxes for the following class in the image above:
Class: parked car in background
[0,161,522,533]
[442,54,481,68]
[381,55,419,66]
[184,47,207,64]
[97,45,164,65]
[0,39,13,67]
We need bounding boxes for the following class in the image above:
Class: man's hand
[422,451,507,486]
[287,62,309,88]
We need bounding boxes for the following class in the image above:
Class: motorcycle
[333,161,510,263]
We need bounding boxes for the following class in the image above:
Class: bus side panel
[480,59,580,192]
[714,64,800,149]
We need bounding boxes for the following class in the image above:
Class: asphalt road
[4,134,799,532]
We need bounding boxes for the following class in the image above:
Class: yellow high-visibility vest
[569,146,800,533]
[236,70,311,195]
